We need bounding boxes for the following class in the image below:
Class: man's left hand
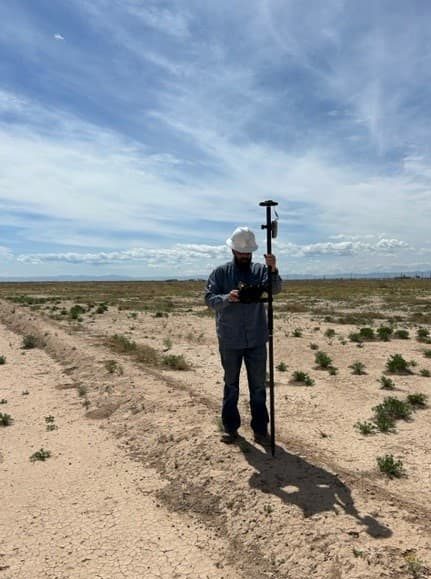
[264,254,277,271]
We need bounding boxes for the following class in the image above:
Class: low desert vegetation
[309,342,319,350]
[406,392,428,408]
[349,361,367,375]
[0,412,12,426]
[374,396,413,423]
[324,328,335,339]
[358,327,375,340]
[416,327,430,343]
[45,415,58,431]
[355,420,376,435]
[291,371,315,386]
[163,337,173,351]
[377,454,406,478]
[96,302,108,314]
[77,384,88,397]
[420,368,431,377]
[379,376,396,390]
[314,350,333,369]
[376,325,393,341]
[393,329,410,339]
[0,355,6,364]
[161,354,190,370]
[385,354,412,374]
[69,304,86,320]
[30,448,51,462]
[104,359,123,375]
[276,361,288,372]
[404,553,427,579]
[22,334,38,349]
[292,328,303,337]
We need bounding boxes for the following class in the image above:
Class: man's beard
[234,255,252,271]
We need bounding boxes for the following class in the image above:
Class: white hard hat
[226,226,258,252]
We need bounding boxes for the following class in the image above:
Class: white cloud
[0,246,13,261]
[54,33,64,41]
[15,237,411,268]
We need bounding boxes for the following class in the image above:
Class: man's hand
[228,289,240,302]
[264,253,277,271]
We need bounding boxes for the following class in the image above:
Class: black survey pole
[260,200,278,456]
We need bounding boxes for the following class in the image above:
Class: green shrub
[328,366,338,375]
[355,421,376,435]
[349,361,366,375]
[154,311,168,318]
[377,454,405,478]
[315,350,332,369]
[378,376,395,390]
[22,334,37,349]
[163,337,173,351]
[375,397,412,421]
[406,393,428,408]
[359,327,375,340]
[416,327,430,342]
[104,359,123,375]
[393,329,409,339]
[309,343,319,350]
[385,354,412,374]
[69,304,86,320]
[96,302,108,314]
[349,332,362,343]
[109,334,137,353]
[324,328,336,339]
[135,344,160,365]
[276,361,288,372]
[420,368,430,377]
[374,412,396,433]
[30,448,51,462]
[377,326,393,341]
[292,371,314,386]
[161,354,190,370]
[292,328,303,337]
[0,355,6,365]
[77,384,88,397]
[423,349,431,358]
[0,413,12,426]
[45,415,58,431]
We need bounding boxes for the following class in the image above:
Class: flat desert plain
[0,279,430,579]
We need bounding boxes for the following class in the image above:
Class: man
[205,226,282,444]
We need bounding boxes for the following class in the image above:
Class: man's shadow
[236,436,391,539]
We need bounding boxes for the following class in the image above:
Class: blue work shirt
[205,260,282,349]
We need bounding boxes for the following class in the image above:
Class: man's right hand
[228,290,240,302]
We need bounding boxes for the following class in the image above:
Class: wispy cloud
[0,246,13,261]
[1,1,431,277]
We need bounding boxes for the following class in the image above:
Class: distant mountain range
[1,271,431,282]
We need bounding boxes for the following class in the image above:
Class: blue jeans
[219,345,269,435]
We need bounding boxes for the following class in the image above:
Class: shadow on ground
[237,436,392,539]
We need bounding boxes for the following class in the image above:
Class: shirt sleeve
[204,269,231,312]
[271,269,282,295]
[261,266,282,295]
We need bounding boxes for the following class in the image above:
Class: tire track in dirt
[1,301,431,578]
[0,305,246,579]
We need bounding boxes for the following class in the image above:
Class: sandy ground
[1,297,431,578]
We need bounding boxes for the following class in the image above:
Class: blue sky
[1,0,431,278]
